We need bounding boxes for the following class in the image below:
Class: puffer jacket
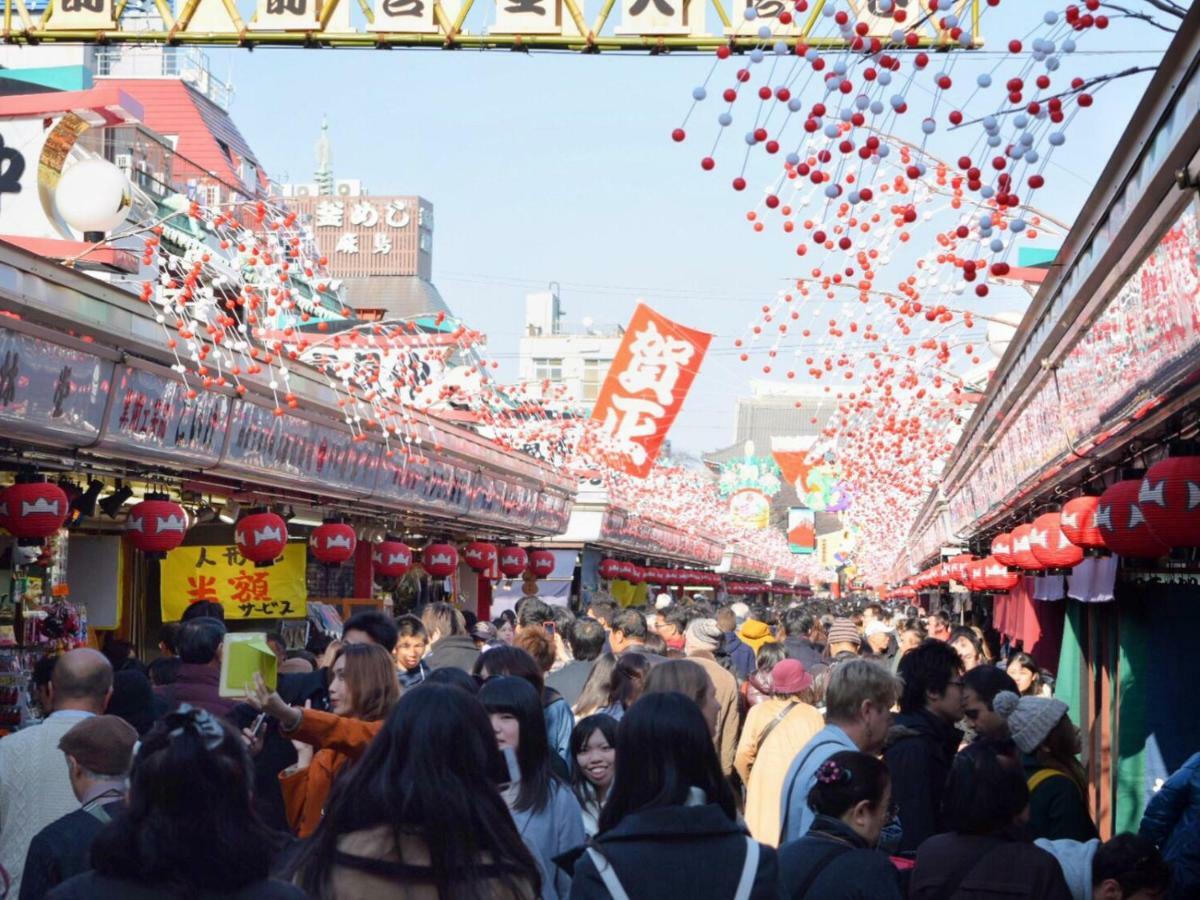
[1140,751,1200,898]
[883,709,963,853]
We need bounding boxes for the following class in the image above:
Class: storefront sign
[282,194,433,279]
[591,303,712,478]
[161,543,307,621]
[0,327,112,447]
[44,0,117,31]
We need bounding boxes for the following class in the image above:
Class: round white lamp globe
[55,158,132,236]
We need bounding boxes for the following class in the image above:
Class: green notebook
[219,632,278,698]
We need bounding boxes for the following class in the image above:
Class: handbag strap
[754,701,800,757]
[732,837,761,900]
[587,847,630,900]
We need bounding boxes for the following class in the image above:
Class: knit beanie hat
[685,617,723,652]
[827,617,862,647]
[993,690,1068,754]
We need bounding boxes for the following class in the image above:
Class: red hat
[772,659,813,695]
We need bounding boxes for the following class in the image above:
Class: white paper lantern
[56,159,132,234]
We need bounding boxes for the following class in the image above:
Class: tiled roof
[339,276,449,318]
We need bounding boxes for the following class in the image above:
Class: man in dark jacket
[20,716,136,900]
[152,616,239,718]
[884,639,965,854]
[715,607,755,680]
[1140,750,1200,897]
[780,607,829,679]
[547,618,605,707]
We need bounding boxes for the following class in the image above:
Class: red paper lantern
[1139,455,1200,548]
[464,541,498,572]
[991,533,1019,567]
[422,543,459,578]
[1097,479,1170,559]
[626,564,644,584]
[965,558,988,591]
[527,549,555,579]
[1,480,69,541]
[1010,524,1046,571]
[1060,496,1106,552]
[127,495,188,556]
[373,540,413,578]
[235,511,288,567]
[308,521,356,565]
[984,556,1020,592]
[1029,512,1084,571]
[500,546,529,578]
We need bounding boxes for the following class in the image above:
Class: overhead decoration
[126,494,189,557]
[308,521,357,566]
[991,533,1018,568]
[373,539,413,578]
[464,541,499,573]
[1096,478,1170,560]
[590,303,713,478]
[1,479,70,543]
[1010,524,1046,572]
[422,542,459,578]
[500,546,530,579]
[235,511,289,567]
[1139,455,1200,549]
[1029,512,1084,571]
[527,549,556,579]
[1060,496,1107,553]
[984,556,1020,592]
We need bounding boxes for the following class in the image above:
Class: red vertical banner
[590,303,713,478]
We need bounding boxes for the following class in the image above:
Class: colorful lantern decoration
[991,533,1019,568]
[235,511,288,567]
[1060,496,1107,553]
[1139,455,1200,548]
[527,549,555,579]
[1029,512,1084,571]
[464,541,499,573]
[500,546,530,578]
[1096,479,1170,560]
[598,557,622,580]
[126,494,188,557]
[1010,524,1046,572]
[0,479,69,543]
[626,564,644,585]
[308,521,357,566]
[965,558,988,591]
[422,543,459,578]
[373,539,413,578]
[984,557,1020,592]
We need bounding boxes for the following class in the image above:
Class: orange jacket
[278,708,383,839]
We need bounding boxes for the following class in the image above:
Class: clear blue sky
[214,2,1175,454]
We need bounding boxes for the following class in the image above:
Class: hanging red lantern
[1060,496,1107,552]
[1,480,69,542]
[965,558,988,591]
[373,539,413,578]
[308,521,356,566]
[1139,455,1200,548]
[597,558,620,580]
[626,564,644,584]
[527,549,555,579]
[422,543,459,578]
[1010,524,1046,572]
[464,541,499,572]
[126,494,188,557]
[984,556,1020,592]
[1029,512,1084,571]
[235,511,288,567]
[1097,479,1170,560]
[501,546,530,578]
[991,533,1019,567]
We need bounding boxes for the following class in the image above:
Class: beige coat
[688,651,742,776]
[735,697,824,846]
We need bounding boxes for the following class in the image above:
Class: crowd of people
[0,593,1194,898]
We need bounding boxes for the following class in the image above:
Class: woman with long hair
[1006,651,1052,697]
[474,645,574,774]
[48,706,304,899]
[572,653,616,719]
[909,742,1073,898]
[776,751,902,898]
[479,677,584,900]
[640,659,720,736]
[279,642,399,838]
[742,642,788,709]
[569,715,617,837]
[597,652,652,722]
[570,692,778,899]
[292,684,541,900]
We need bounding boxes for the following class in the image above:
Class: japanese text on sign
[160,543,307,621]
[590,303,711,478]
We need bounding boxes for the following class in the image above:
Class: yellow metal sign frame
[1,0,981,52]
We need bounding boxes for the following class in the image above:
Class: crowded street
[0,0,1198,897]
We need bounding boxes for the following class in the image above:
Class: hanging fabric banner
[590,303,712,478]
[161,543,307,621]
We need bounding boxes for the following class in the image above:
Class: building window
[582,358,611,401]
[533,358,563,382]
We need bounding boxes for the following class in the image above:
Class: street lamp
[55,158,132,244]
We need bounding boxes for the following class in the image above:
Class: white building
[517,288,623,411]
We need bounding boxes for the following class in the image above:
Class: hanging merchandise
[1097,478,1170,560]
[1138,455,1200,548]
[1060,495,1108,553]
[422,543,458,578]
[126,494,189,557]
[1010,524,1047,572]
[0,478,69,544]
[1029,512,1085,572]
[464,542,499,573]
[235,510,289,567]
[308,521,357,566]
[372,539,413,578]
[499,546,529,579]
[527,549,555,579]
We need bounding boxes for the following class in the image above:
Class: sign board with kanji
[280,194,434,279]
[590,303,712,478]
[161,543,307,621]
